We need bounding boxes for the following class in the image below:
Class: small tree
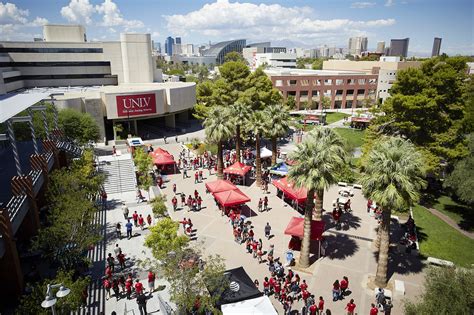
[134,147,154,197]
[144,218,189,261]
[404,267,474,314]
[59,108,100,144]
[285,95,297,110]
[150,194,168,218]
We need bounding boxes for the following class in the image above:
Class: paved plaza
[97,140,426,315]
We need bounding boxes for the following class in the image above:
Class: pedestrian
[183,167,187,179]
[383,300,393,315]
[147,270,155,293]
[116,222,121,239]
[345,299,356,315]
[308,301,317,315]
[125,274,133,299]
[180,217,187,232]
[263,277,270,295]
[197,196,202,210]
[181,193,185,207]
[173,183,177,195]
[138,214,145,230]
[107,253,115,272]
[332,280,341,301]
[370,303,378,315]
[340,276,349,297]
[118,275,126,293]
[187,195,192,211]
[112,145,117,156]
[264,196,268,211]
[122,202,129,220]
[367,199,372,213]
[126,219,133,239]
[103,277,112,300]
[252,240,258,258]
[318,296,325,315]
[267,244,274,264]
[101,191,107,210]
[164,135,167,144]
[254,279,259,288]
[137,293,148,315]
[300,279,308,292]
[265,222,272,239]
[117,251,126,270]
[258,198,263,212]
[320,237,328,257]
[105,265,112,279]
[257,248,263,263]
[194,171,199,183]
[114,244,121,258]
[375,288,386,308]
[264,181,268,194]
[133,211,139,227]
[135,279,144,296]
[112,278,120,301]
[175,135,178,143]
[146,214,152,226]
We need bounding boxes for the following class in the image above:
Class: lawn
[430,195,473,232]
[412,204,474,267]
[325,112,350,124]
[334,128,366,148]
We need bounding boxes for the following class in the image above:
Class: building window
[358,79,366,85]
[334,100,342,109]
[289,80,297,86]
[288,91,296,96]
[301,80,309,86]
[324,79,332,85]
[346,100,353,108]
[300,91,308,96]
[347,79,355,85]
[346,89,354,95]
[336,79,344,85]
[357,89,366,95]
[336,89,343,95]
[275,80,283,87]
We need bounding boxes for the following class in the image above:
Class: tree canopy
[144,217,189,261]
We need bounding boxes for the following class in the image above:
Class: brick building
[265,68,378,110]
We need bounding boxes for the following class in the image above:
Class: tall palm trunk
[299,188,315,268]
[271,136,277,165]
[374,208,391,287]
[255,134,262,187]
[235,124,242,162]
[313,190,324,221]
[217,140,224,179]
[374,222,382,249]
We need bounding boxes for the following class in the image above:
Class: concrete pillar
[133,119,138,136]
[165,114,176,128]
[176,111,189,123]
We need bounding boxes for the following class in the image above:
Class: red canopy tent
[272,177,307,203]
[149,148,176,173]
[213,189,251,207]
[284,217,325,241]
[224,162,252,185]
[205,179,238,194]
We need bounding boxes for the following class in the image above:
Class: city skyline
[1,0,473,56]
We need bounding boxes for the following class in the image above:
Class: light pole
[41,283,71,315]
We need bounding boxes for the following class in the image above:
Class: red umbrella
[213,189,251,207]
[284,217,325,241]
[272,177,307,203]
[205,179,238,194]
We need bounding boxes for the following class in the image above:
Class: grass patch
[412,204,474,267]
[430,195,473,232]
[326,112,350,124]
[334,128,366,148]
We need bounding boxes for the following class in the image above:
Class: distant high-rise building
[348,37,368,55]
[432,37,442,57]
[376,41,385,54]
[175,37,182,44]
[389,38,409,57]
[165,36,174,56]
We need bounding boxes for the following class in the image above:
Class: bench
[394,280,405,296]
[338,182,348,187]
[353,184,362,189]
[427,257,455,267]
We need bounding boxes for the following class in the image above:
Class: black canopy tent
[215,267,263,307]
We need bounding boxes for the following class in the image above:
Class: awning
[270,162,290,176]
[149,147,175,165]
[284,217,325,241]
[205,179,238,194]
[272,177,307,203]
[221,296,277,315]
[224,162,252,177]
[251,147,272,159]
[213,189,250,207]
[215,267,263,306]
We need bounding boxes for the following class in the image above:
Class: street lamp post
[41,283,71,315]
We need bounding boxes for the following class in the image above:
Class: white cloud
[0,2,48,39]
[385,0,394,7]
[165,0,395,45]
[351,2,376,9]
[60,0,95,24]
[95,0,144,30]
[28,17,49,27]
[151,31,160,38]
[0,2,28,24]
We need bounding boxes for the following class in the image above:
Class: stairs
[56,140,83,157]
[99,155,137,194]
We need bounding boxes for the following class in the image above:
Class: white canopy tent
[221,296,277,315]
[251,147,272,159]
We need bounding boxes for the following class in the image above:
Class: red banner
[116,93,157,117]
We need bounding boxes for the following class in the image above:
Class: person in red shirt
[370,303,378,315]
[274,281,281,299]
[301,289,310,305]
[134,279,144,295]
[318,296,325,314]
[132,211,139,227]
[197,196,202,211]
[345,299,356,315]
[105,265,112,278]
[125,280,132,300]
[103,278,111,300]
[340,276,349,296]
[172,196,178,211]
[146,214,152,226]
[147,271,156,293]
[269,277,276,293]
[333,280,341,301]
[263,277,270,295]
[300,279,308,291]
[309,302,317,315]
[194,171,199,183]
[138,214,145,230]
[117,251,126,270]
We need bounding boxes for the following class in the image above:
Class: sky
[1,0,473,56]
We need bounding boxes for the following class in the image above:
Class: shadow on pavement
[324,234,359,260]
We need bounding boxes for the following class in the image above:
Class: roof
[0,92,50,123]
[149,147,175,165]
[270,162,289,176]
[213,189,250,207]
[265,67,369,77]
[284,217,325,241]
[205,179,238,194]
[251,147,272,159]
[203,39,246,56]
[216,267,263,306]
[272,177,307,203]
[224,162,252,177]
[221,296,277,315]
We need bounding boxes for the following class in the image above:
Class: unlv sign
[116,93,157,117]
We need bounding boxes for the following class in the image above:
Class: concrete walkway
[426,207,474,239]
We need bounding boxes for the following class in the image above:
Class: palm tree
[203,106,234,179]
[359,137,425,288]
[264,104,292,165]
[228,103,251,162]
[288,127,347,268]
[249,110,268,187]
